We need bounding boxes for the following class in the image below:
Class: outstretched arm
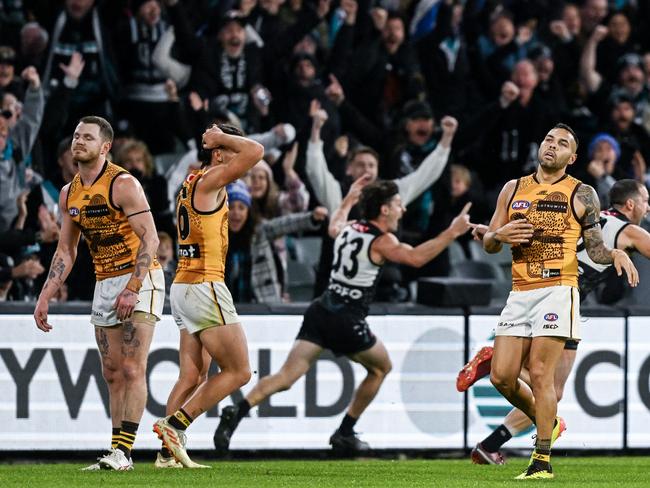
[112,175,161,321]
[574,183,639,286]
[619,224,650,259]
[372,203,473,267]
[34,186,81,332]
[396,116,456,206]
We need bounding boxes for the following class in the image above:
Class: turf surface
[1,457,648,487]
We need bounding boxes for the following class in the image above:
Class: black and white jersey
[577,209,630,298]
[318,220,384,317]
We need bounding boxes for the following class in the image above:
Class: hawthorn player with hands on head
[152,124,264,468]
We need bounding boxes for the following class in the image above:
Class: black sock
[339,414,358,436]
[168,408,193,430]
[481,424,512,453]
[161,446,172,458]
[236,400,251,421]
[116,421,138,458]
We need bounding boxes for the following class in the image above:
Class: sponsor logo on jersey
[544,313,559,322]
[85,204,110,217]
[537,201,568,213]
[178,244,201,258]
[511,200,530,210]
[328,282,363,300]
[69,207,80,216]
[82,194,91,200]
[542,268,561,279]
[537,190,548,195]
[497,322,515,327]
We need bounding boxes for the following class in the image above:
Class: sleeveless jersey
[173,169,229,283]
[508,173,583,291]
[577,209,629,298]
[318,220,383,318]
[66,161,153,280]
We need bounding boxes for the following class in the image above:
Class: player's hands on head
[113,288,138,321]
[612,249,639,287]
[449,202,475,237]
[202,125,225,149]
[496,218,534,244]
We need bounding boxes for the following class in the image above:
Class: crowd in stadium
[0,0,649,304]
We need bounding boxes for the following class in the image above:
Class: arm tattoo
[575,184,601,228]
[132,225,153,280]
[47,256,66,281]
[42,253,66,295]
[576,184,613,265]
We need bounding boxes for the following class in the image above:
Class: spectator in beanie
[583,133,622,208]
[225,179,326,303]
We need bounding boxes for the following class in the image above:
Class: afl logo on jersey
[68,207,79,216]
[511,200,530,210]
[544,313,558,322]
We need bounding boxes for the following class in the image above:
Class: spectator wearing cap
[41,0,119,132]
[584,133,622,208]
[225,179,326,303]
[164,1,266,133]
[115,0,184,154]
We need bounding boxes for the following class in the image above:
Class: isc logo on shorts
[511,200,530,210]
[544,313,558,322]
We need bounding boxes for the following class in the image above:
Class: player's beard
[73,147,100,165]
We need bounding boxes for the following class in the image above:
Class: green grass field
[1,457,649,487]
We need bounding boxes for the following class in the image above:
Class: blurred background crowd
[1,0,649,306]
